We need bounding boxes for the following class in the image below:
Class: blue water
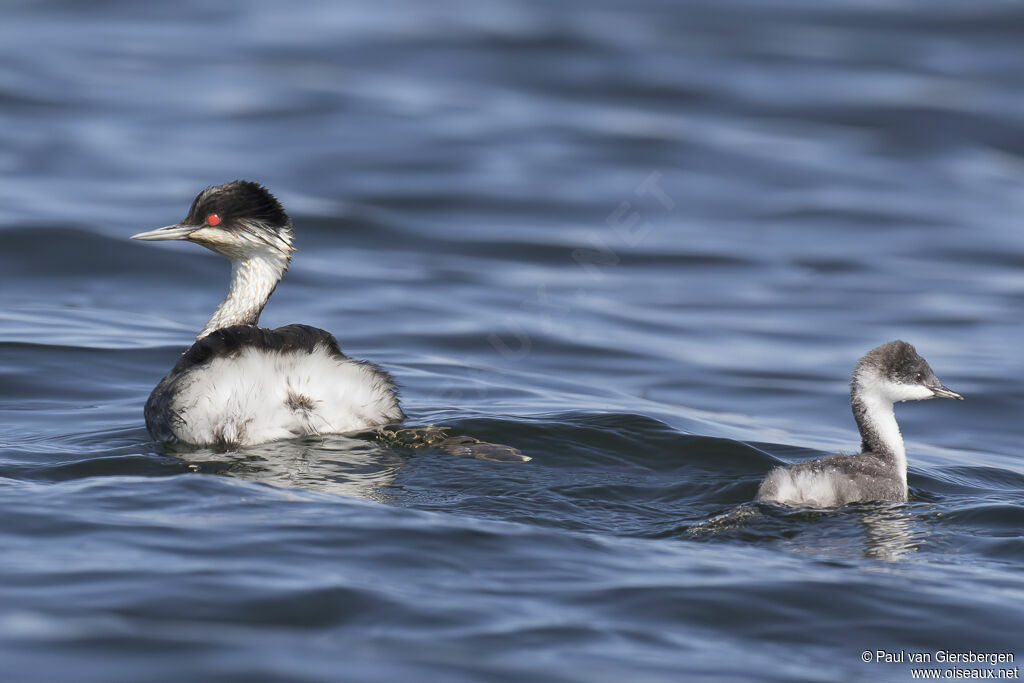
[2,1,1023,680]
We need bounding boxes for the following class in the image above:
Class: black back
[174,324,343,371]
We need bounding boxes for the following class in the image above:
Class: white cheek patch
[192,229,280,262]
[856,370,933,404]
[188,226,226,244]
[885,380,934,403]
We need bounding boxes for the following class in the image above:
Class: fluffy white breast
[169,345,401,447]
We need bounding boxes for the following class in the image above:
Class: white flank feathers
[169,344,402,447]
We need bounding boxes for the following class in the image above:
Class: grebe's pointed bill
[929,383,963,400]
[131,223,196,241]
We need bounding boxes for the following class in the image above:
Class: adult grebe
[756,340,962,507]
[132,180,403,448]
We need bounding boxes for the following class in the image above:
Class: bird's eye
[206,213,221,226]
[914,372,923,382]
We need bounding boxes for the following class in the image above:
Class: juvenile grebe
[756,340,962,507]
[132,180,403,448]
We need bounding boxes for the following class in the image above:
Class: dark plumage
[185,180,290,233]
[756,340,962,507]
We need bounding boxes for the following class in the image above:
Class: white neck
[855,391,906,485]
[198,251,287,339]
[851,369,908,490]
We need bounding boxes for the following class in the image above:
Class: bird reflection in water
[169,424,528,500]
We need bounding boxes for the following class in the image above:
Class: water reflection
[691,501,924,563]
[164,425,529,500]
[170,434,404,501]
[860,504,921,562]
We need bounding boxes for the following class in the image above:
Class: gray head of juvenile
[851,340,963,403]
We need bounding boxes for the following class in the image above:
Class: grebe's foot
[374,425,530,463]
[439,435,531,463]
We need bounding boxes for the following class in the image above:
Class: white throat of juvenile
[850,369,907,489]
[198,246,290,339]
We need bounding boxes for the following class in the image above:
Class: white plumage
[167,344,403,447]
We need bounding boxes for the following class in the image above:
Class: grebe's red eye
[206,213,221,226]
